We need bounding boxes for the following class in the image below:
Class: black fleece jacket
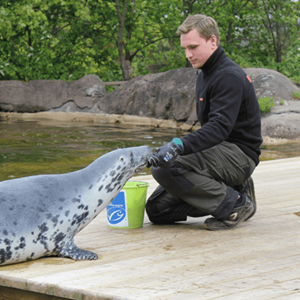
[181,46,262,165]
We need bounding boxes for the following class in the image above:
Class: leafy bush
[258,97,275,114]
[292,90,300,100]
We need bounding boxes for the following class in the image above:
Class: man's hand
[148,138,184,168]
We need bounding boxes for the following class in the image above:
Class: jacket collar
[200,46,225,74]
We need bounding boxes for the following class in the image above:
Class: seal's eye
[120,157,124,162]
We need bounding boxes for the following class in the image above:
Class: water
[0,121,178,181]
[1,120,300,182]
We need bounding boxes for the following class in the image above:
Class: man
[146,14,262,230]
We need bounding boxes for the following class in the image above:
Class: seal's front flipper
[58,240,98,261]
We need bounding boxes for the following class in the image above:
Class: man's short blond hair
[177,14,220,46]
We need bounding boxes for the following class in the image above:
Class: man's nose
[185,49,192,59]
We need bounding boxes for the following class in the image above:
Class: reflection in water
[0,121,178,181]
[259,141,300,161]
[1,120,300,181]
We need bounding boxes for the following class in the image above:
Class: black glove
[148,138,184,168]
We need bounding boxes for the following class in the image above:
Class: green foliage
[0,0,121,81]
[258,96,275,114]
[0,0,299,83]
[292,90,300,100]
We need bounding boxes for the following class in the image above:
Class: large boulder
[247,69,300,139]
[245,68,299,101]
[99,68,199,125]
[1,68,298,117]
[98,67,300,130]
[261,100,300,139]
[0,75,106,113]
[1,67,300,139]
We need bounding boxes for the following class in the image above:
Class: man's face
[180,28,218,69]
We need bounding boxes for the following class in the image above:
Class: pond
[1,120,300,182]
[0,121,176,181]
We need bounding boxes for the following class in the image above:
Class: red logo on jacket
[246,75,252,83]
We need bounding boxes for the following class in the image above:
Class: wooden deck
[1,157,300,300]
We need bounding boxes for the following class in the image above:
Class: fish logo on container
[106,190,129,227]
[106,181,149,229]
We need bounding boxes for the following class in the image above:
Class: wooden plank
[27,232,300,290]
[0,286,68,300]
[0,157,300,300]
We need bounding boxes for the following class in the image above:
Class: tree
[0,0,120,81]
[113,0,185,80]
[0,0,299,84]
[259,0,300,73]
[115,0,130,81]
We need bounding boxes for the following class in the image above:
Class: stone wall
[1,68,299,138]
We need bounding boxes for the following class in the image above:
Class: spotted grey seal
[0,146,152,266]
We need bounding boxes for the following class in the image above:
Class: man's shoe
[242,177,256,221]
[234,176,256,221]
[204,197,254,231]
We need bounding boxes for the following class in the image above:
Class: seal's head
[111,145,152,178]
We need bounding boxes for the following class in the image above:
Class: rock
[99,67,299,122]
[98,68,199,125]
[261,100,300,139]
[0,75,106,113]
[1,67,300,140]
[256,69,300,139]
[245,68,299,101]
[99,68,300,138]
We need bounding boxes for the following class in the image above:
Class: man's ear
[210,35,218,49]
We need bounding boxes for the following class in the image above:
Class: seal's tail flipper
[58,240,98,261]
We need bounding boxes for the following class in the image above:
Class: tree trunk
[115,0,130,81]
[183,0,194,18]
[227,21,233,54]
[276,21,281,67]
[182,0,194,67]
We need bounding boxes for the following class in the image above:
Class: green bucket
[106,181,149,229]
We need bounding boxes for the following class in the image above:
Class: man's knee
[151,166,194,198]
[145,185,167,216]
[145,185,187,224]
[146,185,177,216]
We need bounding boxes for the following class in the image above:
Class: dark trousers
[146,141,256,224]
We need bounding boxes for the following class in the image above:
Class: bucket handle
[136,183,148,187]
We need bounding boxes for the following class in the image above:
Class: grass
[258,96,275,114]
[292,90,300,99]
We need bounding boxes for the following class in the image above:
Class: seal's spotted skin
[0,146,152,266]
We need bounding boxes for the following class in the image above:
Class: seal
[0,145,152,266]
